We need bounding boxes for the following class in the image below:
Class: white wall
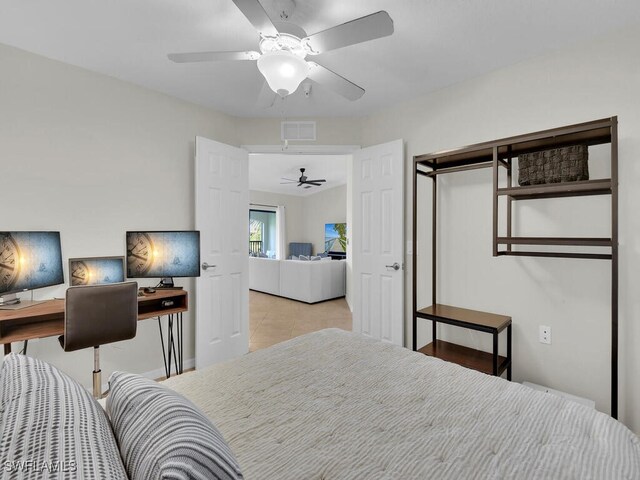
[360,26,640,431]
[250,186,347,257]
[0,43,238,386]
[249,190,304,256]
[237,117,362,147]
[300,185,347,255]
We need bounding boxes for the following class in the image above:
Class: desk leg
[175,313,180,374]
[3,343,11,355]
[507,324,512,381]
[493,332,499,376]
[167,315,174,379]
[169,314,179,376]
[157,317,170,379]
[177,312,183,374]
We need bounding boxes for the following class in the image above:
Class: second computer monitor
[69,256,125,286]
[126,231,200,280]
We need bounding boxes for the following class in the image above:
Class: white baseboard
[100,358,196,393]
[140,357,196,381]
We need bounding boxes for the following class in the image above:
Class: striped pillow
[0,353,128,479]
[107,372,243,480]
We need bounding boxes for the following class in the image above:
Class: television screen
[324,223,347,253]
[69,256,125,286]
[0,232,64,295]
[126,231,200,279]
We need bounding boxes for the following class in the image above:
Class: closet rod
[426,162,492,177]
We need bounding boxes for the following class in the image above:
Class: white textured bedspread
[163,329,640,479]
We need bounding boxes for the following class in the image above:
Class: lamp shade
[257,50,309,97]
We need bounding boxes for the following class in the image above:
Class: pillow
[0,353,128,479]
[298,255,309,261]
[107,372,243,480]
[310,256,322,261]
[290,255,299,260]
[317,252,329,258]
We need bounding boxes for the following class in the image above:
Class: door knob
[201,262,216,270]
[386,263,400,271]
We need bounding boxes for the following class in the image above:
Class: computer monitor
[126,231,200,288]
[69,256,125,287]
[0,231,64,309]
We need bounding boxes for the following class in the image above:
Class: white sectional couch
[249,257,346,303]
[248,257,281,296]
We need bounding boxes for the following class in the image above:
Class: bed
[162,328,640,479]
[2,329,638,479]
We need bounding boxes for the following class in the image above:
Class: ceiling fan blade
[305,179,326,183]
[307,62,365,101]
[298,182,304,187]
[304,185,312,189]
[303,11,393,54]
[306,182,322,186]
[167,51,260,63]
[280,181,297,184]
[232,0,279,38]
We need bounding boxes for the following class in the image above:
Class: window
[249,209,277,257]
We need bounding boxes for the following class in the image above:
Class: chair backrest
[289,242,312,258]
[63,282,138,352]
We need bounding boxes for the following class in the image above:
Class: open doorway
[194,138,403,368]
[248,153,352,352]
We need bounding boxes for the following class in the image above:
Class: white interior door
[352,139,404,345]
[195,136,249,369]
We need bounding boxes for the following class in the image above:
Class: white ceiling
[1,1,639,118]
[249,154,348,196]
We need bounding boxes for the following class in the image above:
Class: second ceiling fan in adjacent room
[280,168,326,189]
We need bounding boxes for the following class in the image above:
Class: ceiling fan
[281,168,326,189]
[168,0,394,101]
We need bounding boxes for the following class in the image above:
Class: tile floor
[249,290,352,352]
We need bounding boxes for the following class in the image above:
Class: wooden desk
[0,289,188,377]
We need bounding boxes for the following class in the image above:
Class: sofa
[248,257,281,296]
[249,257,346,303]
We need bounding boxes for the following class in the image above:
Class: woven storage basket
[518,145,589,186]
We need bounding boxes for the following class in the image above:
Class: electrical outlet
[539,325,552,345]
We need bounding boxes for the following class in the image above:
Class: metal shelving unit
[413,116,619,417]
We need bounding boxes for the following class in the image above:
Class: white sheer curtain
[276,205,286,259]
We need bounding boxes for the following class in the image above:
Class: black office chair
[60,282,138,398]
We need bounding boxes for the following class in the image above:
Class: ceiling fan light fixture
[257,50,309,97]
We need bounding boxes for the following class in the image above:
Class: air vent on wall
[281,121,316,141]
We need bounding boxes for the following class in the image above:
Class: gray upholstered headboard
[289,242,312,258]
